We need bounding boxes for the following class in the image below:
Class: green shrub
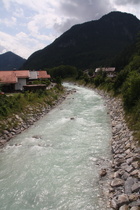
[122,71,140,109]
[31,79,51,86]
[113,69,129,93]
[94,75,105,87]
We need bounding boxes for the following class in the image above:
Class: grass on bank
[0,84,64,133]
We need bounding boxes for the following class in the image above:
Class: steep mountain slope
[23,11,140,70]
[0,51,26,70]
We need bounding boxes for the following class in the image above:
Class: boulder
[119,205,129,210]
[130,170,139,178]
[110,198,118,209]
[125,165,134,173]
[70,117,75,120]
[128,194,139,202]
[111,178,124,187]
[0,140,7,145]
[117,194,129,207]
[126,157,133,165]
[131,161,139,169]
[129,200,140,208]
[122,172,130,180]
[124,177,135,194]
[115,124,123,132]
[130,207,140,210]
[100,168,107,177]
[131,182,140,193]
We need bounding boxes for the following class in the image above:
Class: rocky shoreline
[97,90,140,210]
[0,89,72,148]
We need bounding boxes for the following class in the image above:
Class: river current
[0,83,112,210]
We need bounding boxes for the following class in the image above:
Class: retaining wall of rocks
[98,90,140,210]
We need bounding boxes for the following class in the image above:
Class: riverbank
[0,88,73,148]
[0,83,139,209]
[63,81,140,209]
[96,89,140,210]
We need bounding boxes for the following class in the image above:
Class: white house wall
[15,78,27,91]
[29,71,38,79]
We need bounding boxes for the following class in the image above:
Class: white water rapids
[0,83,112,210]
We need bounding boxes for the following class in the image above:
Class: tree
[48,65,78,79]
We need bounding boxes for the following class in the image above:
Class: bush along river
[0,83,113,210]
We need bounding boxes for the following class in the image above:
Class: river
[0,83,112,210]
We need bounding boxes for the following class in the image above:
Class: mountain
[23,11,140,70]
[0,51,26,70]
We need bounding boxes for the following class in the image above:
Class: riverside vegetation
[0,84,67,146]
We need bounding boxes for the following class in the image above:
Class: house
[0,70,51,91]
[23,84,47,92]
[29,71,38,80]
[14,70,30,91]
[0,70,30,91]
[29,70,51,81]
[95,67,116,78]
[37,71,51,79]
[23,71,51,92]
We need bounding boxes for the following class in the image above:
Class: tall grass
[0,86,64,120]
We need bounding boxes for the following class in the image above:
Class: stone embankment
[0,89,72,148]
[98,90,140,210]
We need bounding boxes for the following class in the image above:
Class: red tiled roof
[0,70,30,84]
[0,71,17,83]
[37,71,51,79]
[0,70,50,84]
[15,70,30,78]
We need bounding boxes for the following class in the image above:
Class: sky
[0,0,140,59]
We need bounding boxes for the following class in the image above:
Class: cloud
[60,0,114,20]
[0,46,7,54]
[1,0,11,10]
[0,0,59,58]
[0,31,47,58]
[2,0,115,35]
[13,7,24,17]
[53,0,116,33]
[2,0,59,14]
[111,0,140,20]
[0,17,17,27]
[54,18,78,34]
[114,0,140,5]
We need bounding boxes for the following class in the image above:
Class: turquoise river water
[0,83,112,210]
